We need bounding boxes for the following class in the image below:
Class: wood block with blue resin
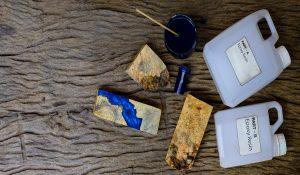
[93,90,161,135]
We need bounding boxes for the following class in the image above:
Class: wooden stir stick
[136,9,179,37]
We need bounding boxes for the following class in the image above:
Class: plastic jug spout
[273,133,287,157]
[276,46,291,69]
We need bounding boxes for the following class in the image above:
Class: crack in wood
[17,113,27,163]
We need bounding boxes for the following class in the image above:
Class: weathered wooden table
[0,0,299,174]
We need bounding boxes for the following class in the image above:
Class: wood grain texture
[0,0,299,174]
[165,94,213,170]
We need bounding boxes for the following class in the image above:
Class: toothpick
[136,9,179,37]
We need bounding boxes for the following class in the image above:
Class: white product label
[236,116,261,155]
[226,37,261,85]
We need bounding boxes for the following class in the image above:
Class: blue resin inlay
[98,90,142,130]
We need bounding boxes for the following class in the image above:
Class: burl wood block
[165,94,213,170]
[126,44,169,90]
[93,89,161,135]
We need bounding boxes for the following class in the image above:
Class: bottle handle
[252,9,279,44]
[266,101,284,134]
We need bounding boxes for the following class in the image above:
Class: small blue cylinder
[174,66,190,95]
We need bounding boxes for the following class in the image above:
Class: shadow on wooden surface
[0,0,299,174]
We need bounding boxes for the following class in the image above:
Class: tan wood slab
[166,94,213,170]
[126,44,169,90]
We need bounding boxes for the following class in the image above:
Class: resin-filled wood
[93,89,161,135]
[166,94,213,170]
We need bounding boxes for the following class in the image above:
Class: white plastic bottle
[214,101,287,168]
[203,9,291,107]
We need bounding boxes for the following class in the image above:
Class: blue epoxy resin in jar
[165,14,197,59]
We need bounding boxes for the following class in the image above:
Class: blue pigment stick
[174,66,190,95]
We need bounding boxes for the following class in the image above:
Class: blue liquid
[165,15,197,59]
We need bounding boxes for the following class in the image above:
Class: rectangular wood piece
[93,89,161,135]
[166,94,213,170]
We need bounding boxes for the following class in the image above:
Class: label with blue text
[236,116,261,155]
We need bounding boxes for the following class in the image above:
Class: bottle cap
[273,134,287,157]
[174,65,190,95]
[276,46,291,69]
[179,65,191,74]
